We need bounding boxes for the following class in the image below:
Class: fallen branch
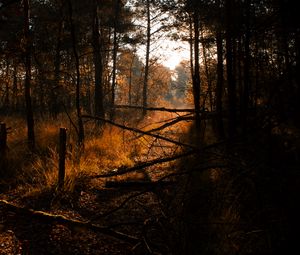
[114,105,195,113]
[82,114,196,149]
[0,199,140,245]
[91,163,228,221]
[115,105,220,121]
[137,115,194,135]
[89,150,196,178]
[105,180,174,188]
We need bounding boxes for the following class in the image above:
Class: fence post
[0,123,7,153]
[58,127,67,189]
[0,122,7,172]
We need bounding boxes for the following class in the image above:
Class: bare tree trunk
[5,59,10,107]
[216,27,225,139]
[192,12,201,131]
[241,0,251,136]
[13,61,19,111]
[188,14,194,79]
[142,0,150,116]
[128,54,134,105]
[67,0,84,145]
[52,18,63,119]
[295,31,300,127]
[225,0,237,139]
[110,0,120,120]
[92,1,104,119]
[23,0,35,151]
[200,27,213,111]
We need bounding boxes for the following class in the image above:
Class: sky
[160,40,190,70]
[137,38,190,70]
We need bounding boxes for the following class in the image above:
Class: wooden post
[58,128,67,189]
[0,123,7,172]
[0,123,7,154]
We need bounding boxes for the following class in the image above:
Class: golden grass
[0,115,140,197]
[0,110,191,205]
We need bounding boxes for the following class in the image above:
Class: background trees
[0,0,299,143]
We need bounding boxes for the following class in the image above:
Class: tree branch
[114,104,195,113]
[89,150,196,178]
[0,199,140,245]
[82,114,196,149]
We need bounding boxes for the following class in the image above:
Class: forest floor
[0,112,189,255]
[0,164,180,255]
[1,113,300,254]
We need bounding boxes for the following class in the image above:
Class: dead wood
[82,114,196,149]
[105,180,174,188]
[114,104,195,113]
[89,150,196,179]
[0,199,140,245]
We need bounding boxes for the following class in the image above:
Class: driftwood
[0,199,140,245]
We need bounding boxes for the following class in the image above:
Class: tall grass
[0,115,138,198]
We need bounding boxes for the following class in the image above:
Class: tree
[23,0,35,150]
[67,0,84,145]
[92,0,105,119]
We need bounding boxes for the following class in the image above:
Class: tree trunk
[52,19,63,119]
[225,0,237,139]
[92,2,105,119]
[67,0,84,145]
[13,61,19,111]
[128,54,134,105]
[142,0,150,116]
[241,0,251,136]
[110,0,119,120]
[295,30,300,127]
[23,0,35,151]
[192,12,201,131]
[200,27,213,111]
[216,27,225,139]
[5,59,10,108]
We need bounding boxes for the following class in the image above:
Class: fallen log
[0,199,140,245]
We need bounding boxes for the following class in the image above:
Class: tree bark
[241,0,251,136]
[52,18,63,119]
[110,0,120,120]
[192,12,201,132]
[216,26,225,139]
[67,0,84,145]
[92,1,105,120]
[225,0,237,139]
[23,0,35,151]
[142,0,151,116]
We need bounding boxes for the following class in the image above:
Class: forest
[0,0,299,254]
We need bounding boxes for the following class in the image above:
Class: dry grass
[0,115,141,200]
